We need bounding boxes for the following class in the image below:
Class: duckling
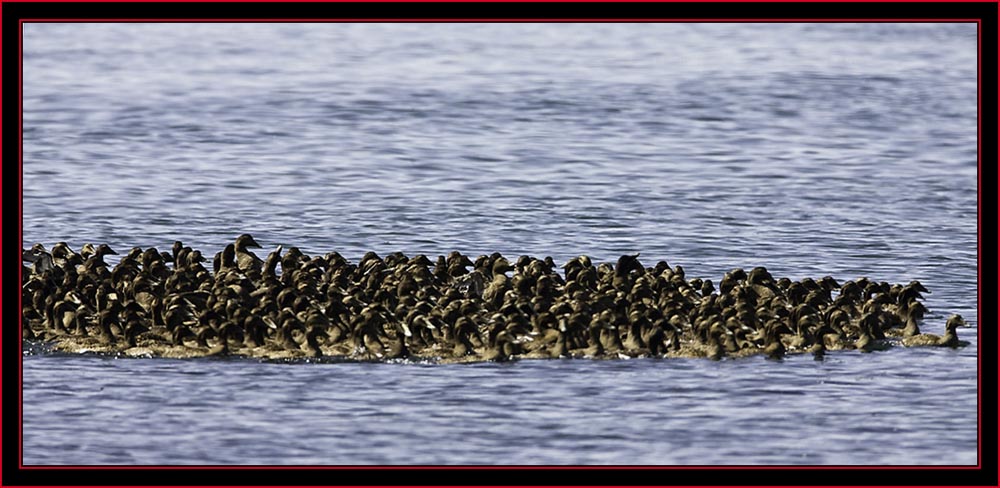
[747,266,779,300]
[96,309,119,345]
[596,319,624,354]
[903,314,970,348]
[482,260,513,310]
[612,253,642,290]
[266,312,302,351]
[806,326,826,360]
[81,244,118,275]
[817,275,840,292]
[455,270,486,299]
[111,254,141,287]
[449,317,479,357]
[112,312,151,350]
[72,304,91,337]
[562,255,585,279]
[23,244,55,275]
[50,295,81,336]
[763,324,785,360]
[854,313,891,353]
[350,307,388,358]
[704,329,725,360]
[579,320,608,358]
[621,313,648,355]
[700,279,715,297]
[382,320,412,359]
[783,315,820,351]
[445,252,475,280]
[483,331,518,362]
[241,315,269,349]
[171,324,197,347]
[258,245,281,280]
[432,255,451,284]
[887,299,927,338]
[204,323,239,357]
[641,321,667,356]
[719,268,745,295]
[23,320,37,340]
[524,326,568,359]
[938,314,971,348]
[234,234,264,274]
[301,326,325,358]
[667,322,721,359]
[80,243,97,261]
[214,244,236,274]
[896,281,928,306]
[51,242,81,269]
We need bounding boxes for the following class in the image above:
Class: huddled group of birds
[21,234,970,362]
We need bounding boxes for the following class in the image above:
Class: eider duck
[902,314,970,348]
[234,234,264,273]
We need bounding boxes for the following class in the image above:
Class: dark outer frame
[3,1,996,486]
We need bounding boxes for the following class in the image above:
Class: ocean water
[20,22,979,465]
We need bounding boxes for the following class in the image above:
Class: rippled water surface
[21,23,978,465]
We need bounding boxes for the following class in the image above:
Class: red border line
[16,7,22,473]
[2,0,6,476]
[986,7,991,475]
[3,0,998,3]
[18,18,985,22]
[977,14,983,472]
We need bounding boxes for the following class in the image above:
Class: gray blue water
[21,23,979,465]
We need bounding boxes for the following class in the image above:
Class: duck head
[51,242,74,259]
[220,243,236,268]
[80,243,97,259]
[235,234,262,250]
[96,244,118,257]
[946,314,969,330]
[614,253,642,277]
[747,266,774,286]
[819,275,840,291]
[492,258,513,276]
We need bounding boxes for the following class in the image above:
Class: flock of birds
[21,234,970,362]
